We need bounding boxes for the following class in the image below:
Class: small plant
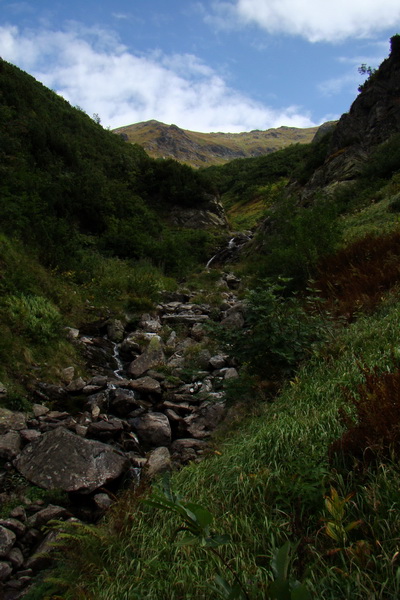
[143,474,248,599]
[322,487,362,552]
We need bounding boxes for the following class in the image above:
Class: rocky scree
[0,278,243,598]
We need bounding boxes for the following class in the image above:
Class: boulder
[0,561,12,581]
[143,447,171,479]
[183,401,226,439]
[0,432,21,460]
[131,413,171,446]
[128,376,162,396]
[86,418,125,441]
[106,319,125,342]
[109,389,138,416]
[14,427,129,493]
[0,410,26,434]
[0,527,16,558]
[127,337,165,378]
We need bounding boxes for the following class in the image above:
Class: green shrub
[213,280,332,379]
[5,294,62,343]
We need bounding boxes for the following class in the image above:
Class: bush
[213,280,332,379]
[330,363,400,465]
[249,196,341,287]
[5,294,62,343]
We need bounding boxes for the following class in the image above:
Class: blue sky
[1,1,400,132]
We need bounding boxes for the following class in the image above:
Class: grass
[28,286,400,599]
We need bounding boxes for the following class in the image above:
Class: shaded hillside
[113,119,323,168]
[0,59,224,277]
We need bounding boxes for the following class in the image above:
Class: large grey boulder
[127,337,165,378]
[14,427,129,493]
[131,413,171,446]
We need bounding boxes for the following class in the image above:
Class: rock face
[304,35,400,197]
[15,427,129,493]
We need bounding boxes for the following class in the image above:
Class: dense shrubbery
[248,196,342,287]
[214,280,332,380]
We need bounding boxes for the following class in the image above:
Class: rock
[170,438,209,464]
[191,323,206,341]
[0,527,16,558]
[128,376,162,396]
[0,519,25,537]
[75,425,88,437]
[127,337,165,378]
[224,368,239,379]
[60,366,75,384]
[162,314,209,325]
[24,530,60,571]
[0,432,21,460]
[138,314,162,333]
[131,413,171,447]
[8,547,24,569]
[0,410,26,434]
[109,389,138,417]
[65,377,86,393]
[144,447,171,479]
[93,493,113,511]
[32,404,49,418]
[27,505,71,529]
[87,418,125,441]
[65,327,79,340]
[220,310,244,329]
[0,383,7,397]
[0,561,12,581]
[209,354,228,370]
[35,383,68,403]
[14,427,129,493]
[106,319,125,342]
[183,401,226,439]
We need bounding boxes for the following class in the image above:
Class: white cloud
[0,24,317,132]
[318,46,388,97]
[215,0,400,42]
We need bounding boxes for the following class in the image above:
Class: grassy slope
[37,287,400,600]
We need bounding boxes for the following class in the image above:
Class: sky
[0,1,400,133]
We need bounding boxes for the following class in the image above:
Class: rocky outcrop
[303,35,400,197]
[168,196,228,230]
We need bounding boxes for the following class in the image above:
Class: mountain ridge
[113,119,328,167]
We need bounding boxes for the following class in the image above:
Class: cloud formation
[221,0,400,42]
[0,24,316,132]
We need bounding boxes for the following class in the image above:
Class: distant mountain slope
[113,120,324,168]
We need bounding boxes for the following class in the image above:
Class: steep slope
[303,34,400,196]
[113,119,323,167]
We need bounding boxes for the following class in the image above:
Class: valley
[1,35,400,600]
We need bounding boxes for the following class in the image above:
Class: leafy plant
[322,487,362,551]
[143,474,248,599]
